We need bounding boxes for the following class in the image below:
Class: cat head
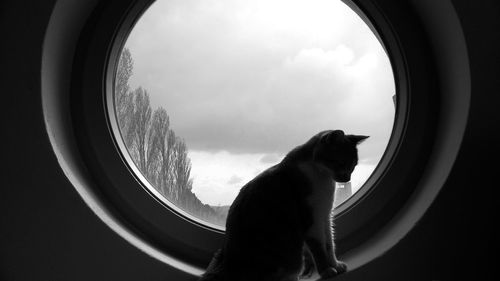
[313,130,369,183]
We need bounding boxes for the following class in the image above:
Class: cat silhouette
[200,130,368,281]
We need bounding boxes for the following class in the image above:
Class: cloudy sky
[124,0,395,206]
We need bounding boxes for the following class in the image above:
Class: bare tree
[165,130,177,196]
[148,107,170,195]
[115,48,135,147]
[114,47,226,226]
[172,139,193,207]
[132,87,152,175]
[115,48,132,105]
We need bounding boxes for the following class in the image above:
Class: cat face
[314,130,368,183]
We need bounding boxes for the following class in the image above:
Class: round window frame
[63,0,452,275]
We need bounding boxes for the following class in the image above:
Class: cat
[200,130,368,281]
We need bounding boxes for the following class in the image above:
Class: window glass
[113,0,395,228]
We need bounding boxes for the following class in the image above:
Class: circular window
[46,0,465,274]
[110,0,395,229]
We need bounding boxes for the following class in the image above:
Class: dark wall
[0,1,185,280]
[335,1,500,280]
[1,0,499,280]
[431,1,500,278]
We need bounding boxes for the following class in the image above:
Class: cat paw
[333,261,347,274]
[319,262,348,279]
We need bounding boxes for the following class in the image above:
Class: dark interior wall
[0,1,185,280]
[430,0,500,277]
[0,0,498,280]
[334,1,500,280]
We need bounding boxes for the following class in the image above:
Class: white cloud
[227,175,243,185]
[189,150,282,205]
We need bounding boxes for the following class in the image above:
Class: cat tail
[198,248,227,281]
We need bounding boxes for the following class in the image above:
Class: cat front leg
[305,224,341,279]
[305,221,347,279]
[324,216,347,276]
[305,235,330,277]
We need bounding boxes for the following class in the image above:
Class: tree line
[115,48,226,226]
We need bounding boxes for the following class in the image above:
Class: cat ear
[348,135,369,145]
[322,130,345,144]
